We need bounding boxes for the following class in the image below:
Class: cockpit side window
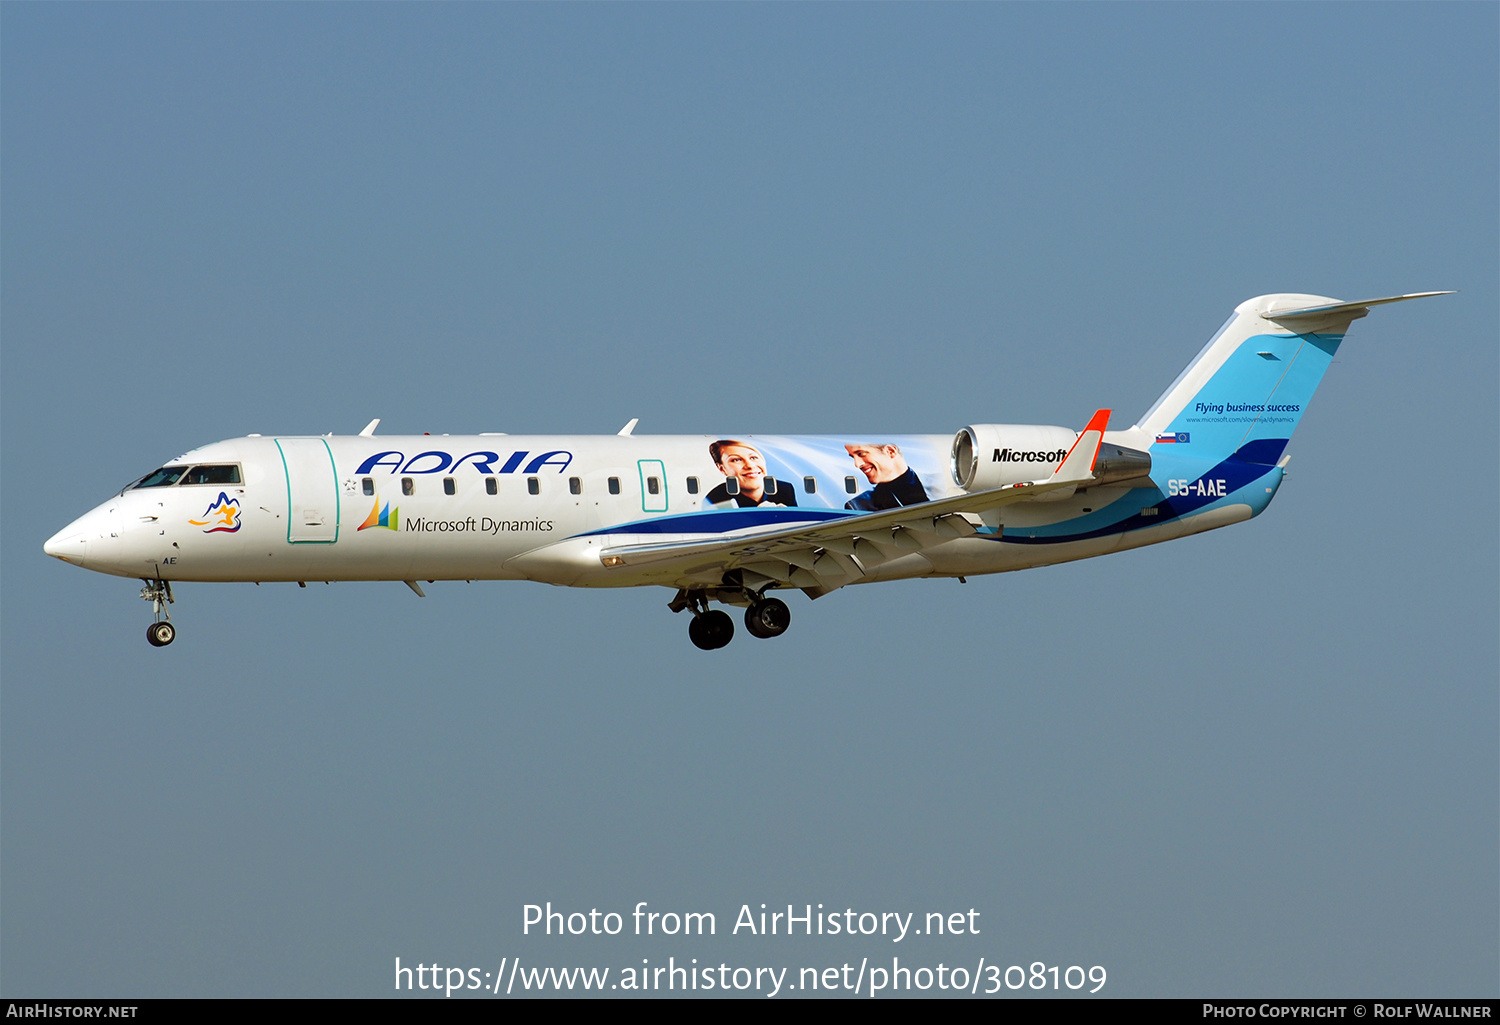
[134,466,188,488]
[181,464,242,485]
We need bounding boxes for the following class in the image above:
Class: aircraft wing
[600,409,1111,592]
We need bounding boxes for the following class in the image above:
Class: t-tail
[1134,292,1452,467]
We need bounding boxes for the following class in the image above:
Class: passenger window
[647,476,660,495]
[182,464,242,486]
[804,476,816,494]
[764,476,779,495]
[134,466,188,489]
[362,478,374,497]
[485,477,497,495]
[569,477,582,495]
[608,477,621,495]
[725,476,740,496]
[402,478,415,496]
[686,476,699,495]
[845,476,857,494]
[443,477,456,496]
[527,477,540,496]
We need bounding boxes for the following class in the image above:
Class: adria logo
[189,492,242,533]
[354,450,573,475]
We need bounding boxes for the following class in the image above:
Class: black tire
[707,609,734,648]
[688,614,716,650]
[146,621,176,647]
[688,609,734,649]
[744,598,790,639]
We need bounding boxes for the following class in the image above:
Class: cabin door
[277,438,340,543]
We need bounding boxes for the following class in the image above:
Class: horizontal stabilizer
[1262,291,1454,325]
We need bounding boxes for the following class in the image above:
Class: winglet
[359,418,380,437]
[1053,409,1110,482]
[617,418,639,437]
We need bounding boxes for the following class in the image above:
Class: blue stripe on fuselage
[993,454,1281,545]
[578,507,854,538]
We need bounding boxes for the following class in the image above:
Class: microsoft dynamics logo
[358,496,400,531]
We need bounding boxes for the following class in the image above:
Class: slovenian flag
[1156,432,1189,444]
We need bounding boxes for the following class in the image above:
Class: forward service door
[276,438,340,543]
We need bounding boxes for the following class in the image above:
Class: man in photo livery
[844,442,929,510]
[703,440,798,509]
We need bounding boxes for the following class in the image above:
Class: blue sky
[3,3,1495,997]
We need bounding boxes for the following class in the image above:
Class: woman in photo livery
[702,440,798,509]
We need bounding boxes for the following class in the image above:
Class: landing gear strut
[141,578,175,647]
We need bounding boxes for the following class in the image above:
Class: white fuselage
[44,431,1248,592]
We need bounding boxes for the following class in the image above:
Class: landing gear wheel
[146,621,176,647]
[688,609,735,650]
[744,597,791,639]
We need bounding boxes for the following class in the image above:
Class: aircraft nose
[44,504,116,567]
[44,526,89,564]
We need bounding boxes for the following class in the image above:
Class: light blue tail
[1135,292,1448,465]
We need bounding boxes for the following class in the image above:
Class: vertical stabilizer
[1135,292,1448,465]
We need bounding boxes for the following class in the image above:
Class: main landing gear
[671,589,791,650]
[141,578,175,647]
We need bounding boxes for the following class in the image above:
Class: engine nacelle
[950,424,1078,491]
[951,425,1154,492]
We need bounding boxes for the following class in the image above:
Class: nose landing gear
[140,578,175,646]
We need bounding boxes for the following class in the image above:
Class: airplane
[44,291,1450,649]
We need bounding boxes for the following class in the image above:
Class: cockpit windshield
[129,464,241,489]
[133,466,188,488]
[182,465,241,485]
